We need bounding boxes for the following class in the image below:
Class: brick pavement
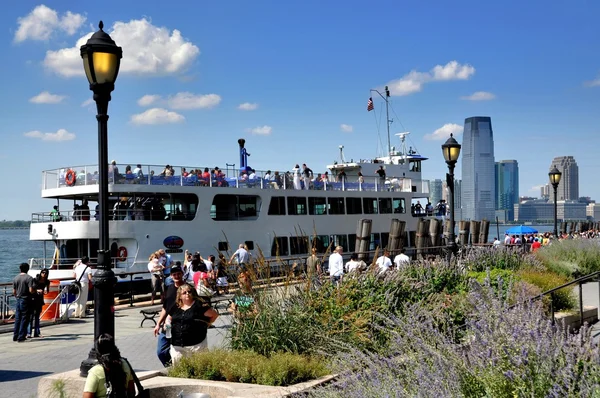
[0,304,232,398]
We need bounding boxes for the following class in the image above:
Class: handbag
[122,357,149,398]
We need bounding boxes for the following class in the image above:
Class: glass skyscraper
[461,116,496,221]
[495,160,519,221]
[429,179,443,206]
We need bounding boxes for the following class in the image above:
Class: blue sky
[1,0,600,220]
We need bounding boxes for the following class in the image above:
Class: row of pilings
[559,221,598,235]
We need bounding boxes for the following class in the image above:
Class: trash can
[59,280,77,319]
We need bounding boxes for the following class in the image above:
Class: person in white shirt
[493,237,501,247]
[345,252,362,273]
[393,248,410,269]
[328,246,344,285]
[73,256,93,318]
[230,244,250,267]
[504,234,511,245]
[375,249,392,274]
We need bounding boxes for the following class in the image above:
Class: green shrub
[168,349,329,386]
[468,268,517,301]
[534,240,600,277]
[516,267,575,311]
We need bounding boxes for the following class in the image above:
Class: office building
[461,116,496,221]
[495,160,519,221]
[549,156,579,201]
[515,199,586,222]
[429,179,443,206]
[442,178,462,220]
[540,184,550,200]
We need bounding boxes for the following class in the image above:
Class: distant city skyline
[495,160,519,221]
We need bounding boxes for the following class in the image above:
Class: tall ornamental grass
[535,239,600,277]
[230,260,470,356]
[306,282,600,398]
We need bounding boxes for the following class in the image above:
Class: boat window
[218,242,229,251]
[346,198,362,214]
[268,197,286,215]
[287,197,307,215]
[370,233,381,251]
[271,237,289,256]
[410,199,426,216]
[348,234,356,252]
[105,193,198,221]
[393,198,406,213]
[211,194,260,220]
[328,198,345,215]
[290,236,309,255]
[308,197,327,215]
[245,241,254,250]
[311,235,330,253]
[363,198,378,214]
[379,198,392,214]
[409,160,421,172]
[332,234,348,252]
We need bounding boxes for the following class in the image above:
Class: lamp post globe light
[549,166,562,239]
[441,133,461,260]
[79,21,122,377]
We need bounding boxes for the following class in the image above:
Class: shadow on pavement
[0,370,52,382]
[40,333,93,341]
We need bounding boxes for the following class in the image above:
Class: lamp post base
[80,348,98,377]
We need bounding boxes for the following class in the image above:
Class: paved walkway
[0,303,232,398]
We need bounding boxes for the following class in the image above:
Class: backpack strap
[121,357,146,397]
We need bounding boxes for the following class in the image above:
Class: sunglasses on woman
[181,291,192,295]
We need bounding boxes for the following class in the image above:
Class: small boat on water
[27,94,431,293]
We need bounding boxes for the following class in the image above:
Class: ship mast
[370,86,392,158]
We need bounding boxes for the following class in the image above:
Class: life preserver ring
[65,169,77,186]
[117,246,128,262]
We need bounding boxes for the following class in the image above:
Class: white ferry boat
[28,133,431,292]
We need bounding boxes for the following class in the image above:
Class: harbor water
[0,229,43,284]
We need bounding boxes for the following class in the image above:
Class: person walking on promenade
[328,246,344,286]
[83,333,135,398]
[167,284,218,364]
[306,247,322,286]
[13,263,35,342]
[73,256,93,318]
[28,268,50,338]
[153,265,186,367]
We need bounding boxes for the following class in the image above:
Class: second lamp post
[549,166,562,239]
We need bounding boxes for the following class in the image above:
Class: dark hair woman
[28,268,50,338]
[83,333,135,398]
[168,284,218,364]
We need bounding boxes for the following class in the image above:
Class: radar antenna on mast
[339,145,347,163]
[394,132,410,155]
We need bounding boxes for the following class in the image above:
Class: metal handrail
[512,270,600,328]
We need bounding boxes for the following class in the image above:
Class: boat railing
[28,256,140,270]
[32,208,196,223]
[42,163,417,193]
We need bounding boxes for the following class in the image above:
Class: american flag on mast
[367,97,374,112]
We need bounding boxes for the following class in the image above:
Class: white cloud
[460,91,496,101]
[130,108,185,125]
[340,124,353,133]
[24,128,76,142]
[386,61,475,96]
[167,92,221,110]
[137,95,161,107]
[529,184,546,193]
[584,76,600,87]
[238,102,259,111]
[29,91,67,104]
[44,18,199,78]
[14,5,86,42]
[424,123,463,141]
[81,98,94,107]
[246,125,272,135]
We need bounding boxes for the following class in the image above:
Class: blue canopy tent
[505,225,538,235]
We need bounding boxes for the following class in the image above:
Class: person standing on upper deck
[302,164,313,190]
[376,166,386,188]
[292,164,302,190]
[13,263,35,342]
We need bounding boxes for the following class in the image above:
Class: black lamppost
[442,133,461,261]
[79,21,122,377]
[549,166,562,239]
